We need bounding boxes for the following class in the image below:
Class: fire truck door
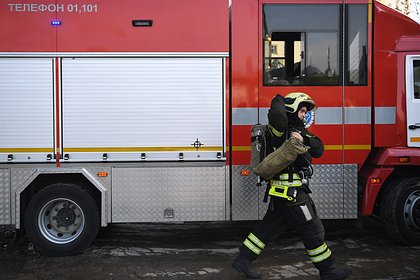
[0,58,55,162]
[406,56,420,148]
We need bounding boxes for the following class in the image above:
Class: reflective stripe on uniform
[300,204,313,221]
[307,243,332,263]
[307,243,328,256]
[268,124,284,137]
[248,233,266,249]
[272,180,302,187]
[272,176,302,187]
[279,173,300,181]
[309,249,332,263]
[243,239,262,255]
[282,181,302,187]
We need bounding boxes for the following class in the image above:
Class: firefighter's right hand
[290,131,304,142]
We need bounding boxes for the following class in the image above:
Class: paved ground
[1,218,420,280]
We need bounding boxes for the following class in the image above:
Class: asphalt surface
[1,218,420,280]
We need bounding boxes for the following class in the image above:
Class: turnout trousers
[239,190,335,271]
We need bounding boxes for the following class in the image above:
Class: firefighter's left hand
[290,131,304,142]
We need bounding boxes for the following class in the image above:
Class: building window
[263,4,340,86]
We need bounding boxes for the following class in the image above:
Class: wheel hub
[38,198,85,244]
[413,200,420,227]
[404,190,420,231]
[56,207,76,227]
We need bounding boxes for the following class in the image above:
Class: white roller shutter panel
[0,58,54,163]
[62,57,225,162]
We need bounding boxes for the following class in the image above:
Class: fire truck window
[413,60,420,99]
[346,5,368,86]
[263,4,340,86]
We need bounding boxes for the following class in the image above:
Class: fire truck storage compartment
[0,58,54,163]
[0,57,226,163]
[0,169,11,224]
[61,57,225,162]
[111,164,228,222]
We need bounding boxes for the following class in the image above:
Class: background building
[379,0,420,22]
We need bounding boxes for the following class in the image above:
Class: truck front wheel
[24,183,99,256]
[380,177,420,245]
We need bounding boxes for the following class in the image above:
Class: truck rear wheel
[380,177,420,245]
[24,183,99,256]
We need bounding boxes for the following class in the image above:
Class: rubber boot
[232,256,262,279]
[320,264,352,280]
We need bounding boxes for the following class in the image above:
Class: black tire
[380,177,420,245]
[24,183,99,256]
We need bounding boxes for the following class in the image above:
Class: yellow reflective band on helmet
[309,249,332,263]
[248,233,266,249]
[268,124,285,137]
[243,239,262,255]
[307,243,328,256]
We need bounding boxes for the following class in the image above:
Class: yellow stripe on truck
[0,148,53,153]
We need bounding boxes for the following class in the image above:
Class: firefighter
[232,93,352,280]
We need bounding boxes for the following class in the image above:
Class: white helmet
[284,92,316,113]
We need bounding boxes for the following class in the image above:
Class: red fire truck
[0,0,419,256]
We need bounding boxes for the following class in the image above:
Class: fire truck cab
[0,0,419,256]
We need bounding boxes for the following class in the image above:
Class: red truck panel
[373,2,420,147]
[0,2,57,52]
[231,0,373,166]
[0,0,229,53]
[57,0,228,53]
